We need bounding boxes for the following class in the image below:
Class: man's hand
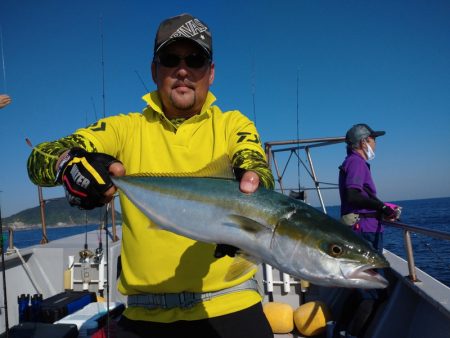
[56,148,125,210]
[0,94,11,109]
[239,171,260,193]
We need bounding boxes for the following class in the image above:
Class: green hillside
[1,197,122,228]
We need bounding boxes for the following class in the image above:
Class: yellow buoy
[293,301,331,336]
[263,302,294,334]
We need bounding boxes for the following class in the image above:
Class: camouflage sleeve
[231,149,275,190]
[27,134,98,187]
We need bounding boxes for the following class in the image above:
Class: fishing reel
[79,248,94,262]
[93,246,104,264]
[79,249,94,284]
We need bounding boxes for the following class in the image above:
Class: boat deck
[1,227,450,337]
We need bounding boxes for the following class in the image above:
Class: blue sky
[0,0,449,216]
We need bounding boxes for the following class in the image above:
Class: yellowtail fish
[112,157,389,289]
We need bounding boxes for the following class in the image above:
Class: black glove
[55,148,121,210]
[232,167,246,181]
[214,244,240,258]
[380,204,396,219]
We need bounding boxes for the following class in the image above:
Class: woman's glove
[380,204,397,220]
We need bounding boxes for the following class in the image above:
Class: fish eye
[329,244,343,257]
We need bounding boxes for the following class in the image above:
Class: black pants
[115,303,273,338]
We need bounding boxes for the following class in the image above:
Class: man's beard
[170,93,196,111]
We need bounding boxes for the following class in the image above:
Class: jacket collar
[142,91,217,118]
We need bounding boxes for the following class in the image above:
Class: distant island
[1,197,122,229]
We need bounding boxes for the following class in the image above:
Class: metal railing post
[305,146,327,214]
[403,230,418,282]
[38,186,48,244]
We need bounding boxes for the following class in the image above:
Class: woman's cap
[345,123,385,145]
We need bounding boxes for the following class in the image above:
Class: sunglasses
[156,53,211,69]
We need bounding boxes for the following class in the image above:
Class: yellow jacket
[27,91,274,322]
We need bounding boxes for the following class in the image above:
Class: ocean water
[3,197,450,287]
[3,223,101,248]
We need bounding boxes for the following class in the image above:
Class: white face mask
[364,143,375,161]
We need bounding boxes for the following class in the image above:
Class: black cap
[154,13,212,58]
[345,123,385,146]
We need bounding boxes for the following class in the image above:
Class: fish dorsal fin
[126,154,235,179]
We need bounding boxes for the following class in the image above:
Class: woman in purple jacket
[339,123,398,253]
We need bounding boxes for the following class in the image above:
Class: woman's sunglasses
[156,53,211,69]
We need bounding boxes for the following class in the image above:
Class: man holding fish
[28,13,392,338]
[27,13,276,338]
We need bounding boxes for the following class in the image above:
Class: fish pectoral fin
[224,255,259,282]
[227,214,272,233]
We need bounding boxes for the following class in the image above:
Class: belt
[127,278,260,309]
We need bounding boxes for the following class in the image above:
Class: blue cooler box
[0,322,78,338]
[39,291,97,323]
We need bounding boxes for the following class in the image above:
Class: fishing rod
[87,14,108,268]
[251,54,257,125]
[102,204,111,338]
[25,138,51,246]
[90,97,98,121]
[296,68,301,195]
[98,14,111,338]
[0,194,9,336]
[100,15,106,119]
[0,25,7,92]
[0,25,10,337]
[135,70,149,93]
[294,67,311,301]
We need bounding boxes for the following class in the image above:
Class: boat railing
[35,188,120,246]
[382,220,450,283]
[2,190,120,252]
[7,226,14,252]
[265,137,450,286]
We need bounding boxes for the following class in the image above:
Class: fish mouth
[344,264,389,288]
